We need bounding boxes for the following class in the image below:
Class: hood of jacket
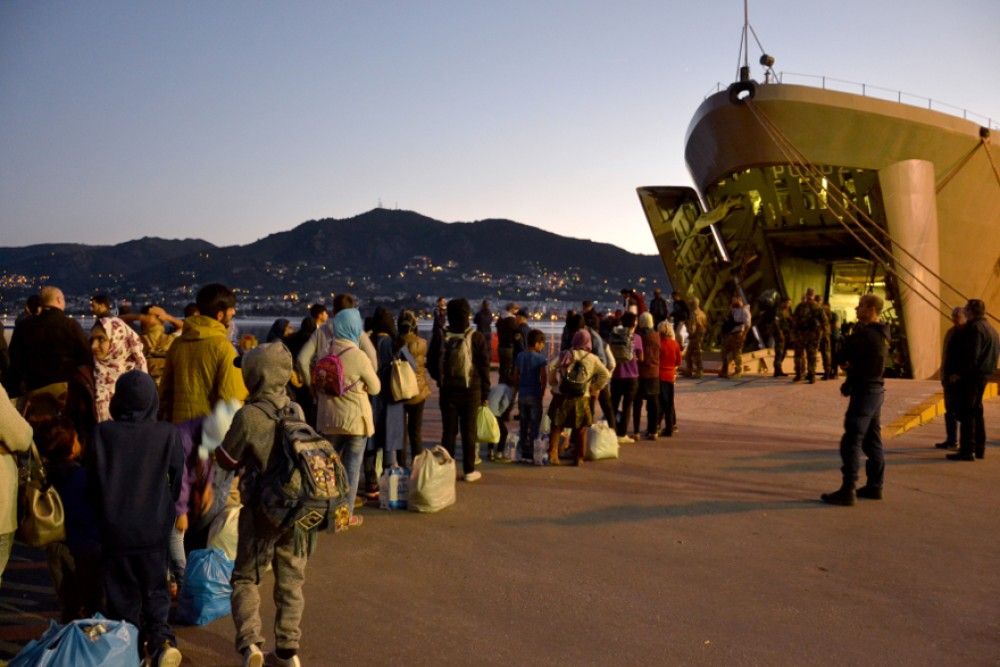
[109,370,159,422]
[241,341,292,410]
[180,315,231,342]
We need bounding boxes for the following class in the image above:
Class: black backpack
[559,355,591,397]
[252,404,351,541]
[608,329,634,363]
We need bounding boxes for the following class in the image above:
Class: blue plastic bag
[11,613,140,667]
[176,547,234,626]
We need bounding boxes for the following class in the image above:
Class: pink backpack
[312,348,358,396]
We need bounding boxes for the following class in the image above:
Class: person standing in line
[718,295,751,379]
[367,307,404,485]
[495,303,520,385]
[821,294,889,506]
[669,291,690,332]
[583,310,616,428]
[946,298,999,461]
[773,297,793,377]
[657,321,683,437]
[633,312,660,440]
[685,297,708,379]
[649,288,669,327]
[432,296,448,337]
[0,383,32,587]
[474,300,493,350]
[428,298,491,482]
[89,370,184,665]
[297,294,378,402]
[90,316,148,422]
[935,307,967,450]
[512,329,549,462]
[547,330,610,466]
[608,311,643,444]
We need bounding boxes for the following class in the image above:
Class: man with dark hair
[821,294,889,506]
[15,294,43,324]
[6,286,91,397]
[495,303,520,385]
[159,283,247,423]
[936,307,967,450]
[474,300,493,349]
[946,298,999,461]
[308,303,328,328]
[428,298,491,482]
[649,289,669,326]
[90,293,113,318]
[432,297,448,336]
[183,302,199,318]
[670,291,690,331]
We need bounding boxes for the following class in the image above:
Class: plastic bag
[10,613,140,667]
[408,446,456,513]
[475,406,500,444]
[540,413,551,435]
[176,548,234,626]
[533,436,550,466]
[487,384,512,417]
[379,465,410,510]
[502,433,520,461]
[390,358,419,402]
[206,505,241,560]
[585,423,620,461]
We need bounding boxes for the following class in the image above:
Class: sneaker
[264,652,301,667]
[618,435,635,444]
[243,645,264,667]
[463,471,482,482]
[156,643,183,667]
[856,486,883,500]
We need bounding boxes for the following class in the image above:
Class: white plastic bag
[585,423,620,461]
[487,383,513,417]
[502,433,520,461]
[540,413,551,435]
[379,465,410,510]
[408,446,457,513]
[390,358,419,402]
[206,505,241,560]
[533,435,550,466]
[476,405,501,444]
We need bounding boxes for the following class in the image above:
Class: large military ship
[638,29,999,380]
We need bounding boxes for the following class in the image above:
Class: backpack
[251,404,351,543]
[311,347,358,396]
[440,330,474,389]
[608,329,634,363]
[559,355,591,397]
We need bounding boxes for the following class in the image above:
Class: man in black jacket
[821,294,889,506]
[6,286,91,397]
[946,298,999,461]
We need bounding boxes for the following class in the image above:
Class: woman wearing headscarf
[265,318,293,344]
[397,310,432,464]
[547,329,610,465]
[314,308,380,527]
[91,316,147,422]
[285,316,317,426]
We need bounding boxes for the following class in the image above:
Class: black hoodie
[842,321,890,388]
[89,370,184,553]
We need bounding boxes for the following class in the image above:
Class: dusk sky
[2,1,998,254]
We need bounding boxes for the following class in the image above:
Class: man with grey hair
[946,298,999,461]
[822,293,890,506]
[6,286,91,397]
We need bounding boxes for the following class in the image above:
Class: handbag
[16,442,66,547]
[390,348,420,402]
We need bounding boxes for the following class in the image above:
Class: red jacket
[658,336,683,382]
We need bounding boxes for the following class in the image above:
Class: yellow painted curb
[884,381,998,439]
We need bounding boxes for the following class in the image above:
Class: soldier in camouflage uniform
[685,296,708,378]
[773,297,793,377]
[816,296,833,380]
[819,301,840,380]
[793,288,825,383]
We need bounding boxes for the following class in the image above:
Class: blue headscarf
[333,308,363,344]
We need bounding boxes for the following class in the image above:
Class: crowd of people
[0,281,996,665]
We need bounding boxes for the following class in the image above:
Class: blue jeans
[518,396,543,459]
[839,385,885,488]
[330,434,367,517]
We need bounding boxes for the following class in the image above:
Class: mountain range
[0,209,668,312]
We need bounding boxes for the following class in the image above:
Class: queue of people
[0,282,997,666]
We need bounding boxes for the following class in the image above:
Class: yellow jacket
[1,384,33,533]
[159,315,248,423]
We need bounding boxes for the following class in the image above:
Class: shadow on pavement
[500,498,814,527]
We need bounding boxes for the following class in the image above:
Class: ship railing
[702,73,997,130]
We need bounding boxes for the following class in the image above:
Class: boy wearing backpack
[428,298,491,482]
[88,370,184,667]
[217,343,323,667]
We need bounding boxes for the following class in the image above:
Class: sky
[1,1,998,255]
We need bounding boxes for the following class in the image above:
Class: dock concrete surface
[3,375,997,665]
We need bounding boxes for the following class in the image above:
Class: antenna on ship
[732,1,777,102]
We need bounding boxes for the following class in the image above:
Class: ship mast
[735,1,775,84]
